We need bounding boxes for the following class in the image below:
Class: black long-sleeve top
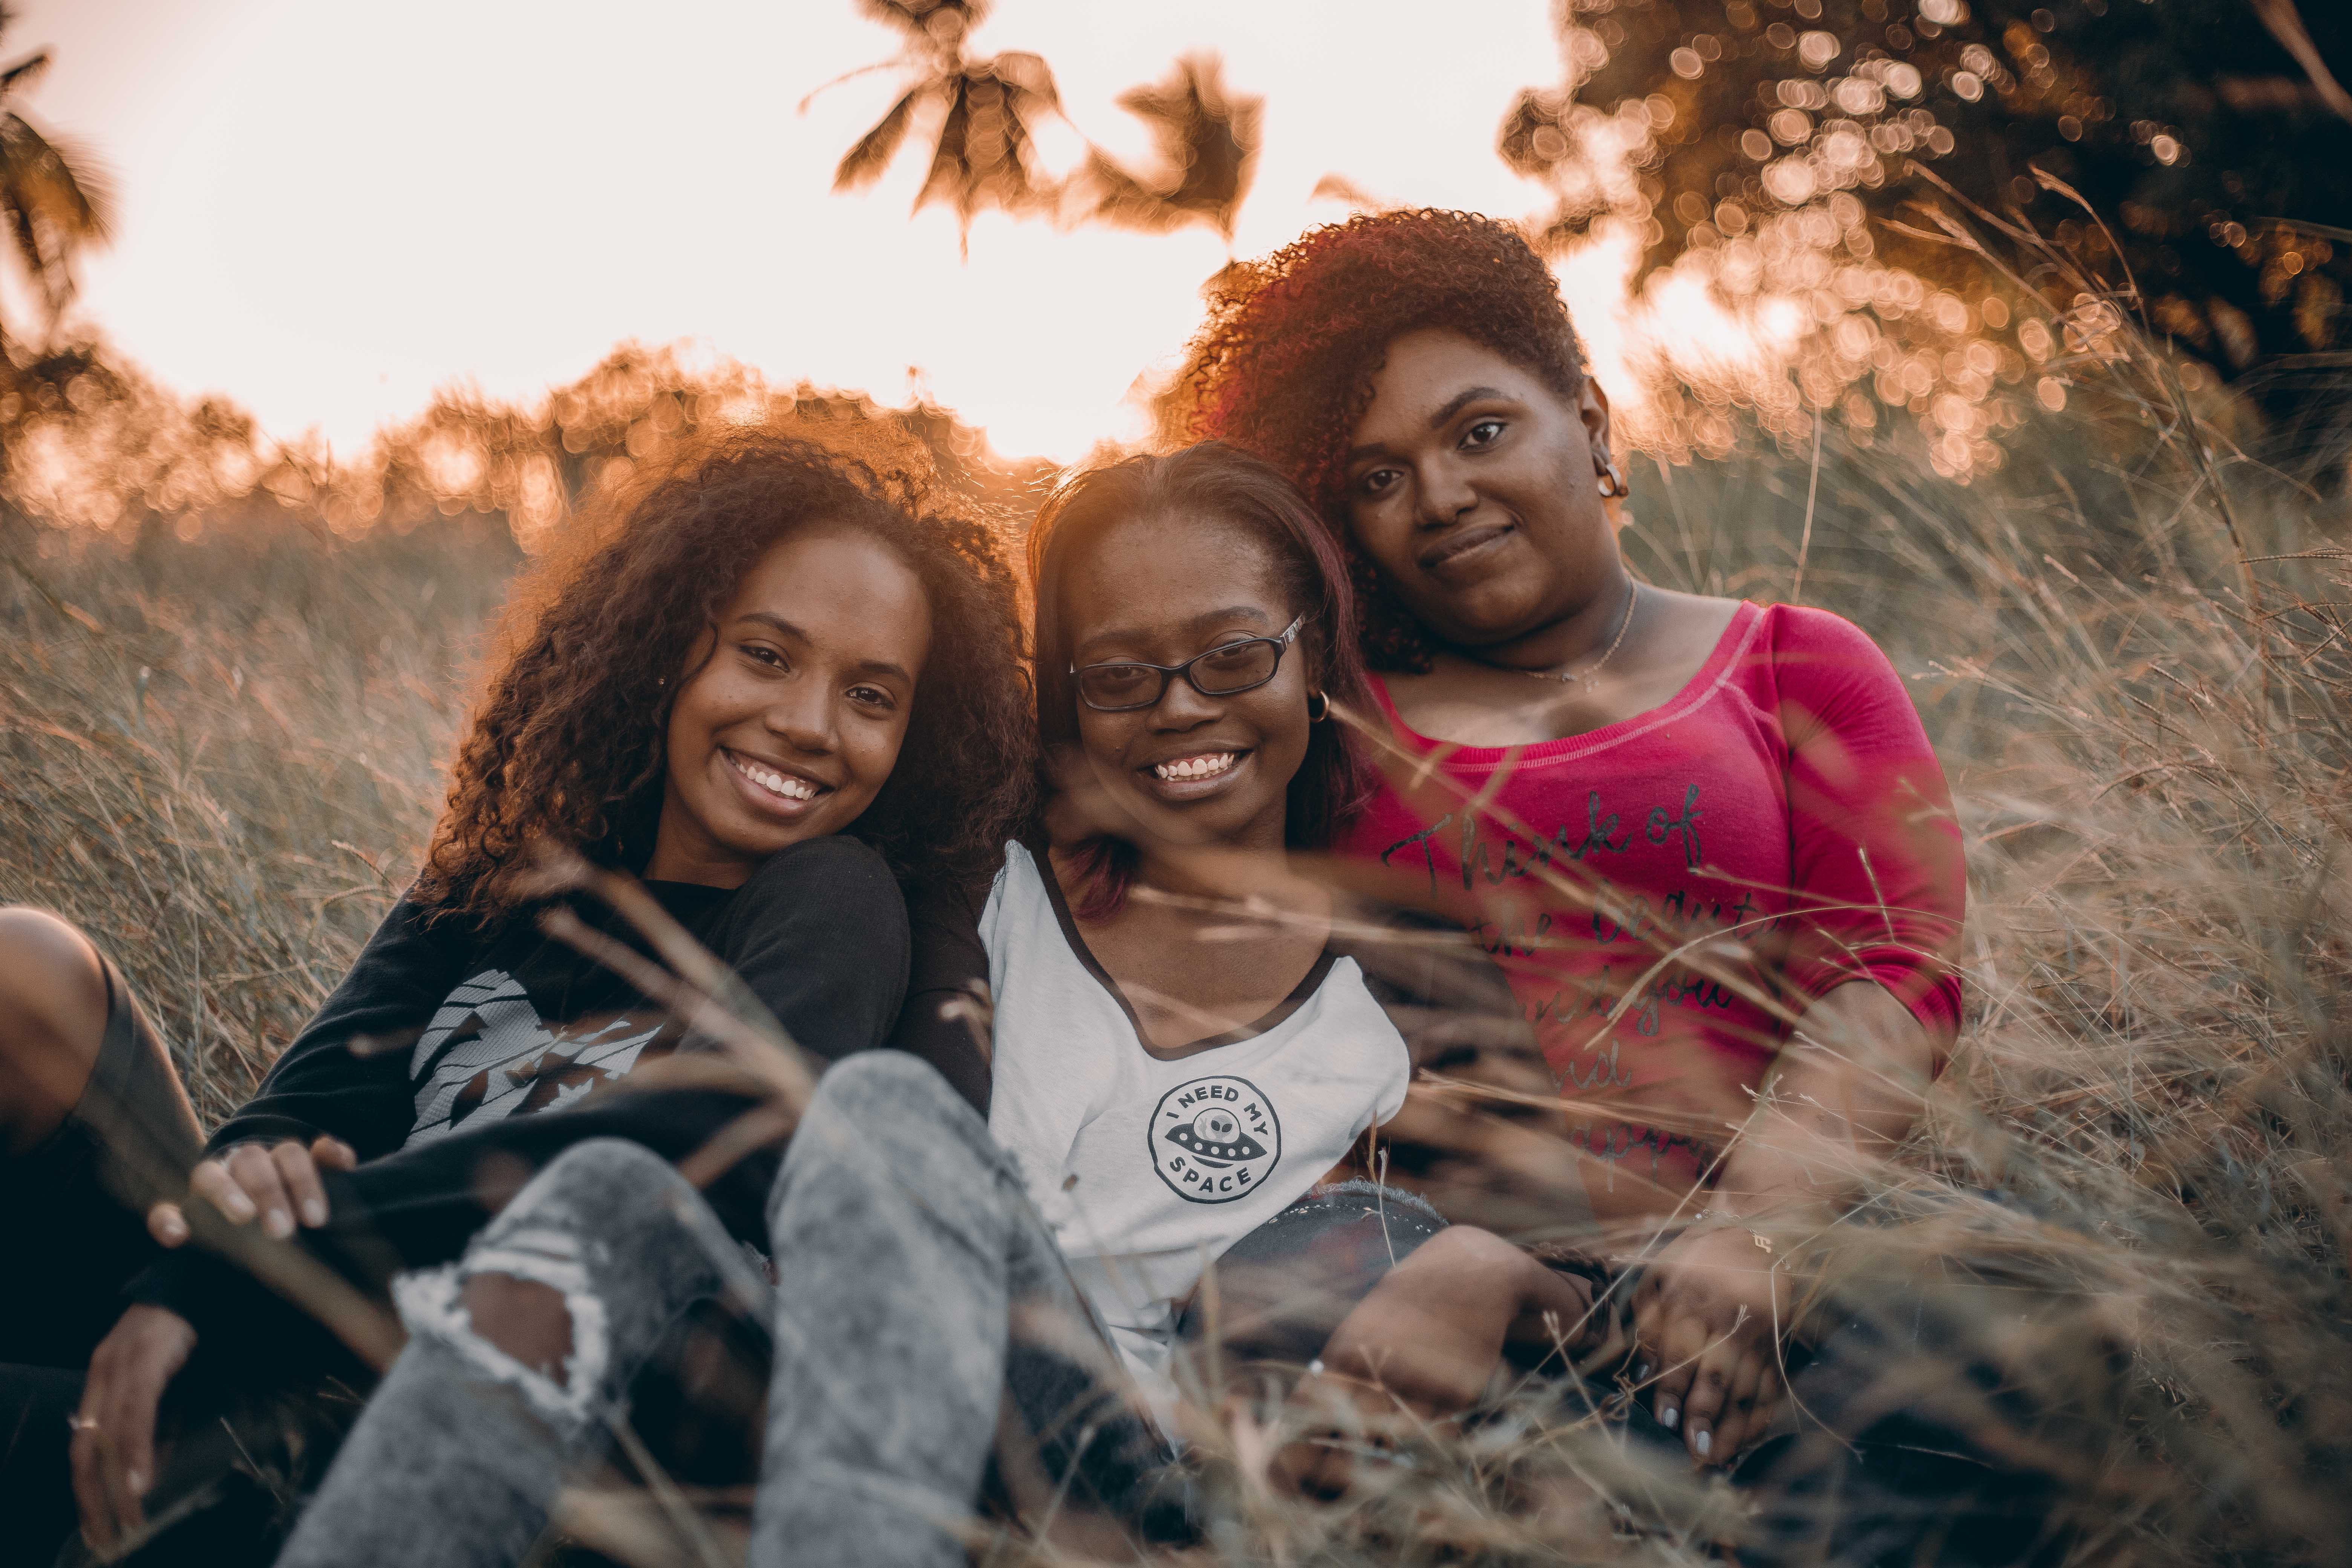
[130,835,986,1348]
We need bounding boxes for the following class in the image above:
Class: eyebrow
[1344,386,1507,464]
[1076,605,1271,657]
[735,611,914,684]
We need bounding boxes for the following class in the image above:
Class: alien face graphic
[1150,1075,1282,1204]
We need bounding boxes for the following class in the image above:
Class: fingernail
[1693,1428,1712,1458]
[129,1469,147,1495]
[265,1209,293,1240]
[1635,1362,1651,1382]
[225,1193,255,1221]
[302,1199,326,1227]
[1659,1402,1679,1431]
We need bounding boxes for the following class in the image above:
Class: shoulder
[340,893,482,981]
[908,845,1018,939]
[1746,605,1933,751]
[1752,602,1898,673]
[738,834,898,902]
[720,836,910,949]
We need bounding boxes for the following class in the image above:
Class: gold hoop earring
[1306,691,1330,723]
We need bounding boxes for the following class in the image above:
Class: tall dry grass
[0,514,516,1124]
[3,303,2349,1565]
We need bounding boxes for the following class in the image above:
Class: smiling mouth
[1148,751,1241,784]
[1419,522,1515,571]
[726,748,827,805]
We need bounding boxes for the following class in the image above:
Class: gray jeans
[274,1052,1174,1568]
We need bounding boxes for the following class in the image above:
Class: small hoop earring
[1306,691,1330,723]
[1596,457,1626,498]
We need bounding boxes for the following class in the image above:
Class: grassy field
[4,323,2350,1565]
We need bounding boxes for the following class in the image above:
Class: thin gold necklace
[1487,580,1640,693]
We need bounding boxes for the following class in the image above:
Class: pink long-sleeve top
[1335,601,1964,1213]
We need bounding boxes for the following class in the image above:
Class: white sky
[13,0,1655,463]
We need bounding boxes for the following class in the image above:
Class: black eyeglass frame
[1069,614,1305,713]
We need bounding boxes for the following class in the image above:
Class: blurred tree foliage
[1505,0,2352,470]
[0,338,1052,551]
[0,4,112,367]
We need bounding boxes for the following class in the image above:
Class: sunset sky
[15,0,1680,463]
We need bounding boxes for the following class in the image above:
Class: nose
[761,683,838,756]
[1414,454,1477,529]
[1147,669,1223,732]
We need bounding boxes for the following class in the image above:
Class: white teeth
[1153,752,1237,782]
[730,752,818,802]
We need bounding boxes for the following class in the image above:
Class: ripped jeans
[274,1052,1174,1568]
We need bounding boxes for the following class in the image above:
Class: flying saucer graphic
[1149,1075,1281,1204]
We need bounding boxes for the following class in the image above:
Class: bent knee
[496,1137,687,1233]
[813,1049,965,1128]
[0,908,108,1040]
[0,908,110,1144]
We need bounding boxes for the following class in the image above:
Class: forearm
[1319,1229,1594,1414]
[1713,980,1937,1222]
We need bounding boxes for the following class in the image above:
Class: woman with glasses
[276,441,1604,1568]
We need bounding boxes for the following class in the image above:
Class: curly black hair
[413,432,1035,925]
[1162,210,1591,672]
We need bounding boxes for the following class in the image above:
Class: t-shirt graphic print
[1150,1075,1281,1203]
[405,969,668,1146]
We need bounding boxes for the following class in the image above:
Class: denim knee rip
[394,1220,613,1431]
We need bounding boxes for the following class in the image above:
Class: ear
[1576,377,1615,473]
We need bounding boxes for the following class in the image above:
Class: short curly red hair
[1160,209,1589,671]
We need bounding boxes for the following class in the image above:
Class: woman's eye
[1462,418,1506,449]
[741,643,788,670]
[848,684,896,711]
[1357,467,1400,498]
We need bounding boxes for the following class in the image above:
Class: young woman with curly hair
[0,433,1034,1560]
[1162,213,2012,1526]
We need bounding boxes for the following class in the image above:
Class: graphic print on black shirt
[406,968,671,1145]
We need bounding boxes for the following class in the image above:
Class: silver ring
[66,1413,100,1433]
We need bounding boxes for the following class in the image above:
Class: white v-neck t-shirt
[980,842,1415,1396]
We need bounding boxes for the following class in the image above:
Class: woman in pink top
[1167,210,1966,1468]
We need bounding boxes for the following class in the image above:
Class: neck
[1132,828,1287,904]
[1457,565,1637,675]
[645,792,756,889]
[1125,839,1329,940]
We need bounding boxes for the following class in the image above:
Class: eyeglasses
[1070,616,1304,713]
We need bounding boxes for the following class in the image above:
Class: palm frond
[1079,149,1186,234]
[1309,172,1389,211]
[988,50,1060,113]
[914,75,975,219]
[1080,54,1262,241]
[1,182,47,288]
[0,115,114,242]
[0,47,49,97]
[909,64,1058,252]
[833,86,924,191]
